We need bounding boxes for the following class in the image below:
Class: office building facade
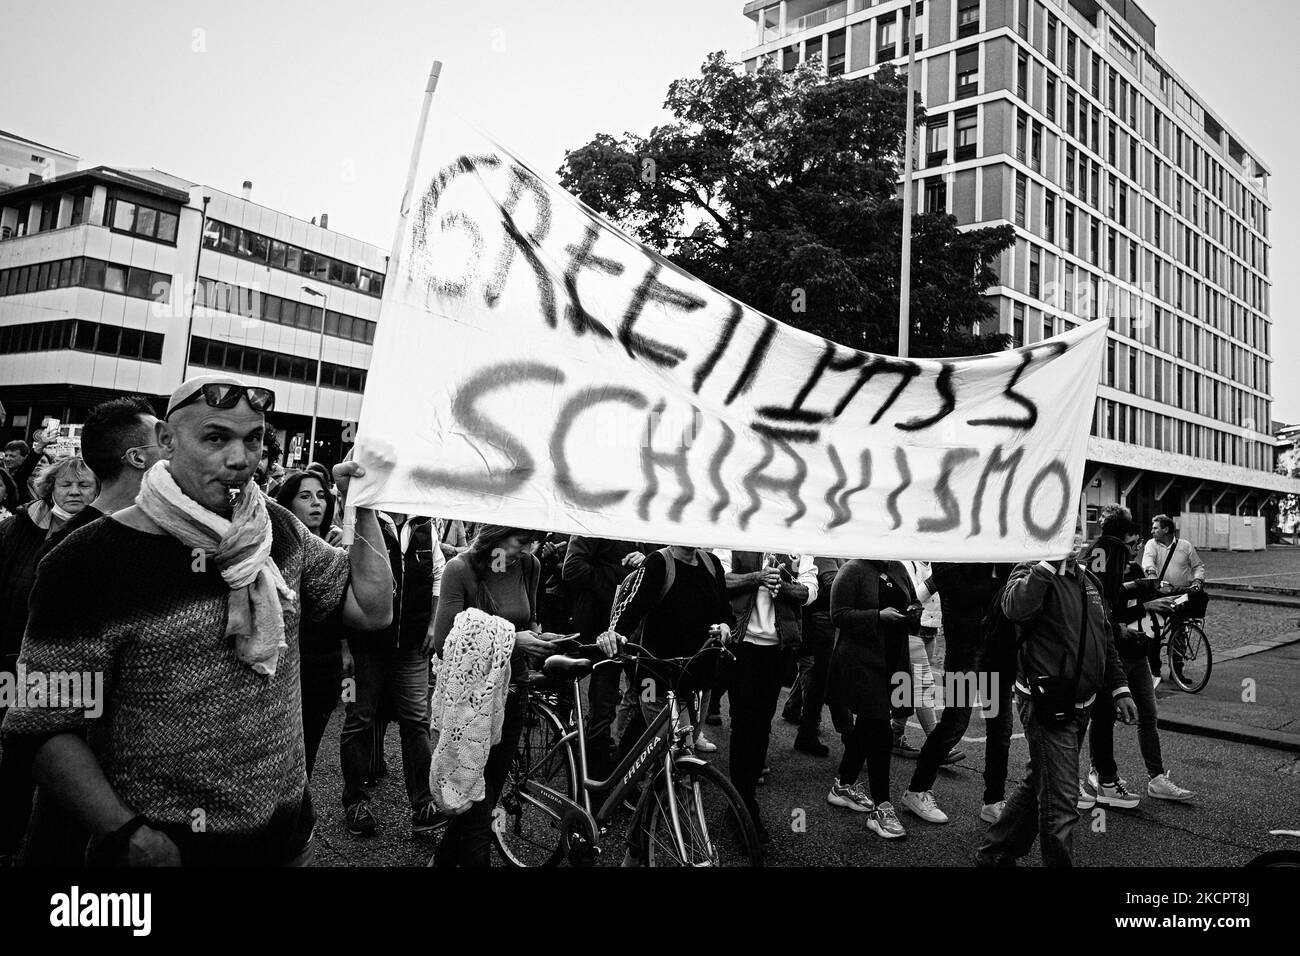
[742,0,1300,540]
[0,162,386,468]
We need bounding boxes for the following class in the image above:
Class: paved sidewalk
[1156,633,1300,752]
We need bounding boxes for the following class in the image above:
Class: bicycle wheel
[1168,621,1212,694]
[493,695,576,867]
[1246,850,1300,868]
[642,759,762,867]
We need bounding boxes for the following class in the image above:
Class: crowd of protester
[0,379,1206,868]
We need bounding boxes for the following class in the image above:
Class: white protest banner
[350,114,1108,560]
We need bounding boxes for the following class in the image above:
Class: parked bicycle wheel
[494,694,576,867]
[1168,621,1212,694]
[1246,850,1300,867]
[642,759,762,867]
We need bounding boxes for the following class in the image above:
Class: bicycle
[1245,830,1300,867]
[491,637,762,867]
[1145,586,1212,694]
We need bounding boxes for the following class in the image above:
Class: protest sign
[349,115,1107,560]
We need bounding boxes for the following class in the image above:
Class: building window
[1015,175,1027,227]
[1091,53,1102,98]
[877,17,897,61]
[1029,246,1041,297]
[1017,51,1028,100]
[954,108,978,160]
[1045,194,1056,244]
[1014,303,1026,344]
[1064,204,1075,254]
[106,197,180,244]
[926,117,950,165]
[900,7,923,55]
[1090,220,1099,264]
[1017,0,1029,38]
[1046,76,1057,122]
[924,177,948,214]
[0,318,162,363]
[955,46,979,99]
[1067,34,1077,80]
[1046,13,1057,62]
[957,0,980,37]
[203,219,385,297]
[1016,112,1028,162]
[827,29,846,75]
[1043,314,1055,340]
[1031,126,1042,172]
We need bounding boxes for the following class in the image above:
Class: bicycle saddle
[542,654,595,681]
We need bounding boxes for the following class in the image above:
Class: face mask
[51,503,75,521]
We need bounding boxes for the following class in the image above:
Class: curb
[1155,634,1300,753]
[1157,714,1300,753]
[1206,588,1300,609]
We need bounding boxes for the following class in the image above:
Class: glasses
[120,443,159,463]
[167,384,275,418]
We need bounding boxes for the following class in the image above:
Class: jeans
[782,613,834,740]
[909,628,1014,803]
[434,684,526,867]
[301,652,342,779]
[838,715,893,804]
[977,693,1089,867]
[727,642,786,818]
[584,664,622,781]
[1089,655,1163,781]
[340,645,432,809]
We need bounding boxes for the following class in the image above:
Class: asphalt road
[309,683,1299,867]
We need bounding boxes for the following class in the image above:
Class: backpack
[609,547,721,643]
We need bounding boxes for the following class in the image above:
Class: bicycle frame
[514,661,699,861]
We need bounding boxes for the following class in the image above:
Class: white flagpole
[342,59,443,547]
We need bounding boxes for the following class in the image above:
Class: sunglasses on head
[168,383,276,418]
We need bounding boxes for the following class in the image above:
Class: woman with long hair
[430,525,568,866]
[0,456,98,864]
[274,470,348,779]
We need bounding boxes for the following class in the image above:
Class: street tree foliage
[559,52,1016,359]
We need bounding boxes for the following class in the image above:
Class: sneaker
[693,732,718,754]
[940,749,967,766]
[1086,768,1126,793]
[892,734,920,759]
[980,800,1007,824]
[827,780,875,812]
[901,789,949,824]
[1077,779,1097,810]
[411,802,447,836]
[1147,773,1194,802]
[868,801,907,839]
[345,801,377,836]
[1095,779,1141,809]
[793,735,830,757]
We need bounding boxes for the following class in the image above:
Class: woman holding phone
[825,558,920,839]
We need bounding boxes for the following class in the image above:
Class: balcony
[781,0,858,38]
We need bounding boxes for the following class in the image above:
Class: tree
[559,52,1015,359]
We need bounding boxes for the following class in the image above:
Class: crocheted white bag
[429,607,517,815]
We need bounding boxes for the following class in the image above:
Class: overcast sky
[2,0,1294,421]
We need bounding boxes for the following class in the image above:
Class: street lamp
[300,284,329,466]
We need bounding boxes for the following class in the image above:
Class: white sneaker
[693,732,718,754]
[1095,779,1141,809]
[1087,768,1128,793]
[868,801,907,839]
[901,789,949,824]
[1077,779,1097,810]
[827,780,874,812]
[1147,773,1194,802]
[980,800,1006,823]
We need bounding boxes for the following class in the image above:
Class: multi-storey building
[0,161,386,468]
[0,130,78,192]
[741,0,1300,541]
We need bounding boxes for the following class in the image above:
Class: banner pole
[342,59,443,548]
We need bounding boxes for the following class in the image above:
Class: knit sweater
[1,502,351,865]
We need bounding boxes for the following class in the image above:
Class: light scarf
[136,461,297,677]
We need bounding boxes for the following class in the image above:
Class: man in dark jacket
[562,537,652,779]
[900,562,1014,827]
[339,513,442,838]
[717,551,817,839]
[781,557,844,757]
[975,556,1137,867]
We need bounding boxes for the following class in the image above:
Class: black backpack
[609,547,720,643]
